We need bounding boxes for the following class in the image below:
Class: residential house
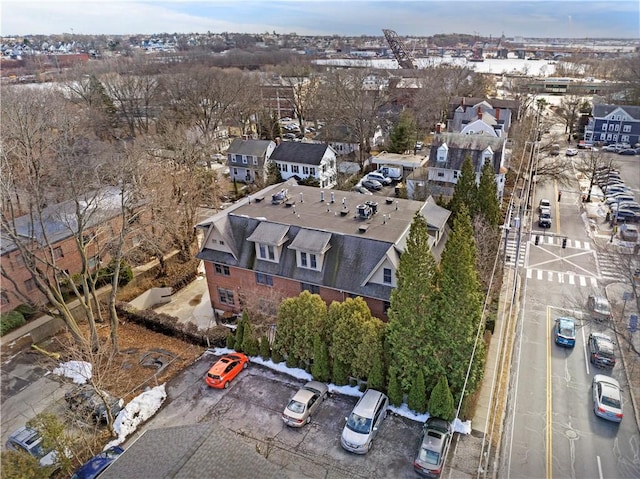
[313,124,386,159]
[0,188,149,314]
[195,180,450,321]
[270,141,338,189]
[583,104,640,147]
[227,138,277,184]
[406,133,506,200]
[447,99,513,138]
[368,151,429,178]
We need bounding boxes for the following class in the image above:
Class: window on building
[438,172,444,177]
[258,244,276,261]
[301,283,319,294]
[233,168,238,176]
[608,124,615,131]
[215,264,230,276]
[303,166,310,175]
[601,124,607,131]
[235,154,242,163]
[217,287,235,305]
[1,291,9,305]
[242,156,248,164]
[282,164,288,172]
[621,135,630,143]
[88,255,101,269]
[310,167,316,175]
[383,268,392,284]
[253,157,258,165]
[300,252,307,267]
[292,165,299,174]
[453,171,458,179]
[53,247,64,259]
[256,273,273,286]
[614,124,620,131]
[310,254,317,269]
[623,125,631,133]
[24,278,35,292]
[383,301,391,314]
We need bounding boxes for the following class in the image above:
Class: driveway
[126,350,423,478]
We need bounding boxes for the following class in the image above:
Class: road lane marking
[568,274,575,285]
[546,306,553,479]
[597,456,603,479]
[558,273,564,283]
[584,242,591,250]
[574,240,581,249]
[527,269,532,279]
[548,271,554,281]
[538,270,543,280]
[581,319,590,376]
[590,277,598,288]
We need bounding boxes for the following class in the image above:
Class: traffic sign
[630,314,638,333]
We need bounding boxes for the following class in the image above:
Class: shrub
[311,334,330,382]
[366,354,385,392]
[14,304,36,320]
[331,359,348,386]
[226,333,236,349]
[407,369,427,414]
[235,315,247,352]
[259,336,271,360]
[286,354,298,369]
[271,348,284,364]
[0,311,26,337]
[429,376,455,422]
[244,337,260,357]
[387,369,403,407]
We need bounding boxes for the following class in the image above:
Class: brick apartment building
[196,179,450,321]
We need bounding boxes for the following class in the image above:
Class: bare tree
[555,95,585,141]
[274,63,322,130]
[574,149,618,202]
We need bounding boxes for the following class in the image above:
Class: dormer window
[259,244,275,261]
[437,144,448,162]
[288,229,331,272]
[247,222,290,264]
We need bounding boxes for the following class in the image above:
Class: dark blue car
[70,446,124,479]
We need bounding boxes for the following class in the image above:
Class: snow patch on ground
[210,348,471,434]
[105,384,167,450]
[53,360,92,384]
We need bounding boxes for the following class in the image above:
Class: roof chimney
[495,107,500,120]
[477,106,482,119]
[275,137,282,145]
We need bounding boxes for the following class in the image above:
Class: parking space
[128,353,423,478]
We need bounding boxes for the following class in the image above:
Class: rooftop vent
[356,203,372,220]
[320,191,325,202]
[365,201,378,215]
[358,225,369,233]
[330,191,335,203]
[272,188,288,205]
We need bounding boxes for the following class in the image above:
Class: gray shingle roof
[270,142,331,166]
[592,104,640,120]
[227,138,274,157]
[427,133,504,174]
[99,423,287,479]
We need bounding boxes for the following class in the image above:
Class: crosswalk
[596,250,624,282]
[504,233,525,267]
[528,234,592,251]
[525,268,599,288]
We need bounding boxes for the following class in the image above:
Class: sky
[1,0,639,39]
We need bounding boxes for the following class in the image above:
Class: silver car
[282,381,328,427]
[414,417,452,477]
[592,374,623,422]
[341,389,388,454]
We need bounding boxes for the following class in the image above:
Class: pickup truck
[376,166,402,181]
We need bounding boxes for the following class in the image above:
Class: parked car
[620,225,639,242]
[592,375,623,422]
[376,166,403,181]
[282,133,297,140]
[565,148,578,156]
[604,185,631,195]
[554,317,576,348]
[366,172,392,185]
[341,389,389,454]
[618,149,637,156]
[65,385,123,424]
[587,295,612,321]
[614,208,640,223]
[70,446,124,479]
[588,333,616,369]
[205,353,249,389]
[415,141,424,150]
[351,185,373,195]
[538,211,551,228]
[413,417,452,477]
[538,198,551,213]
[5,426,59,469]
[282,381,329,427]
[605,194,635,206]
[361,179,383,191]
[610,202,640,213]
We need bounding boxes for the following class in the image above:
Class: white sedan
[592,374,623,422]
[565,148,578,156]
[282,381,329,427]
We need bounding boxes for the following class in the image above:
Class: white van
[365,172,392,185]
[340,389,389,454]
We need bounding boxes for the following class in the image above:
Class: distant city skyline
[1,0,639,39]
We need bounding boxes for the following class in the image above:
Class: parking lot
[127,351,424,478]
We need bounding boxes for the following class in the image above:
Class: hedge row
[115,301,228,348]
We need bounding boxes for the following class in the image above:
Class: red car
[205,353,249,389]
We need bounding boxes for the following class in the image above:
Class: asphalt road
[500,145,640,479]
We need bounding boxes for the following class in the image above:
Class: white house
[227,139,277,184]
[270,141,338,189]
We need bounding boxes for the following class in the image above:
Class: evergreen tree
[275,291,327,362]
[332,358,349,386]
[387,368,403,407]
[266,160,283,185]
[448,156,478,223]
[271,348,284,364]
[386,211,439,392]
[477,159,501,227]
[388,110,416,154]
[407,369,428,414]
[366,353,385,392]
[234,312,247,352]
[311,334,331,382]
[432,204,485,400]
[241,320,259,356]
[329,297,373,378]
[428,376,455,422]
[226,333,236,350]
[259,336,271,360]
